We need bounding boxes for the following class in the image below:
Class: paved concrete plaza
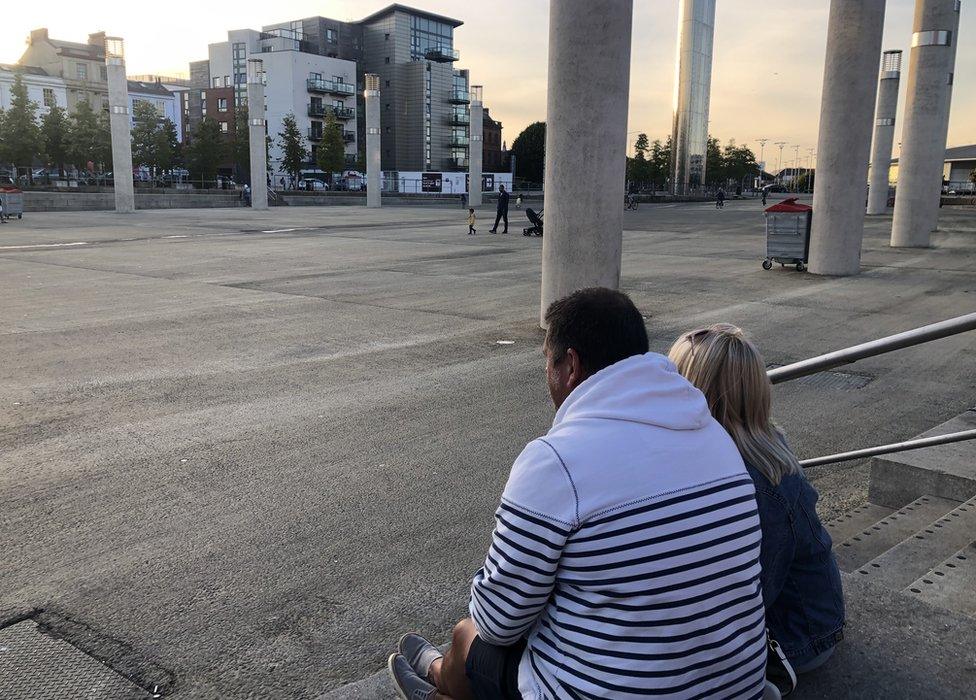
[2,201,975,698]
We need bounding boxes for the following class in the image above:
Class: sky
[2,0,973,169]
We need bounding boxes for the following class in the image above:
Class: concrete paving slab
[1,201,974,697]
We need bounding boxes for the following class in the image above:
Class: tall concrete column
[246,59,268,211]
[540,0,633,325]
[365,74,381,208]
[891,0,961,246]
[468,86,483,207]
[808,0,886,276]
[867,51,902,215]
[670,0,716,195]
[104,37,134,213]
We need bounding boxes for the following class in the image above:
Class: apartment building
[0,64,68,115]
[19,29,109,111]
[482,107,506,173]
[201,28,359,179]
[129,79,183,141]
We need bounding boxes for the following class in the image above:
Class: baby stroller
[522,208,543,237]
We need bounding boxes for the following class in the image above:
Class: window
[218,98,228,112]
[42,88,56,108]
[76,63,88,80]
[385,33,390,41]
[200,91,207,100]
[385,57,390,64]
[386,80,390,87]
[213,77,221,88]
[99,66,107,81]
[332,75,343,84]
[220,121,229,133]
[310,72,322,81]
[326,28,337,43]
[224,76,231,87]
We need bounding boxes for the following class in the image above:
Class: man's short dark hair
[544,287,649,376]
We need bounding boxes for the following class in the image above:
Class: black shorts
[465,636,526,700]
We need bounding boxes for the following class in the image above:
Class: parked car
[299,178,328,191]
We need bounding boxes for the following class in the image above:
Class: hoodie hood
[552,352,711,432]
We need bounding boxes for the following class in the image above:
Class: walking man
[489,184,509,234]
[388,288,767,700]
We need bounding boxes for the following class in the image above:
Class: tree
[154,118,180,175]
[0,74,44,182]
[67,100,112,176]
[648,138,671,188]
[41,105,70,177]
[186,117,226,186]
[634,133,650,158]
[510,121,545,184]
[131,101,163,171]
[315,112,346,183]
[704,136,723,187]
[277,113,307,185]
[721,140,759,189]
[233,105,250,180]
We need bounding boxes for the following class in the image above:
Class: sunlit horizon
[2,0,973,167]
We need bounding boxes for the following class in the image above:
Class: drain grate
[767,364,874,390]
[0,620,152,700]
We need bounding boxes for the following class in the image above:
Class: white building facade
[128,80,183,142]
[208,29,358,181]
[0,64,69,116]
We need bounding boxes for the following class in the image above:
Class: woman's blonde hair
[668,324,799,485]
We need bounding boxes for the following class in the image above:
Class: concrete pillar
[104,38,134,213]
[891,0,961,246]
[365,74,381,208]
[670,0,716,195]
[468,86,483,207]
[246,59,268,211]
[808,0,886,276]
[867,51,902,215]
[540,0,633,325]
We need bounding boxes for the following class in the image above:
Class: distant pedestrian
[242,184,252,206]
[489,184,509,234]
[716,188,726,209]
[515,193,523,209]
[460,192,467,208]
[0,195,6,223]
[761,188,768,207]
[280,176,285,191]
[467,208,476,235]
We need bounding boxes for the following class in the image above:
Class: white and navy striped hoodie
[469,352,766,699]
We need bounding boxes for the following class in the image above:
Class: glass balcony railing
[448,90,470,104]
[306,78,356,96]
[342,131,356,143]
[447,156,468,169]
[449,113,470,126]
[307,128,322,141]
[308,104,355,120]
[424,46,459,62]
[450,135,470,147]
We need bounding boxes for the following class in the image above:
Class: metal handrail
[800,427,976,468]
[768,312,976,384]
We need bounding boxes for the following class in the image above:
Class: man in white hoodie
[389,288,767,700]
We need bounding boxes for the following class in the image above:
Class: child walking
[467,207,476,235]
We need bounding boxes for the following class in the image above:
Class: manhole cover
[767,365,873,390]
[0,620,153,700]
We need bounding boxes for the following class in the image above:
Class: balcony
[446,156,468,170]
[307,78,356,96]
[307,128,356,144]
[308,104,356,120]
[424,46,459,62]
[342,131,356,144]
[448,90,470,104]
[307,128,322,142]
[449,135,470,148]
[449,112,470,126]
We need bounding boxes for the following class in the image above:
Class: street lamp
[775,141,786,183]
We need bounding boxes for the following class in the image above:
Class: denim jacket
[744,462,846,662]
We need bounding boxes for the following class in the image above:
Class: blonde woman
[669,324,845,676]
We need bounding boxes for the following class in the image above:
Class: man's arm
[469,439,578,646]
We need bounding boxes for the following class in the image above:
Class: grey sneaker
[398,633,443,682]
[388,653,436,700]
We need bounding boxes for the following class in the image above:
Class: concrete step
[850,494,976,589]
[824,502,895,544]
[904,542,976,617]
[833,495,959,572]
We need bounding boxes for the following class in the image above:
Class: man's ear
[565,347,585,388]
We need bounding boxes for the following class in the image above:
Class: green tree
[41,105,70,177]
[315,112,346,183]
[634,133,650,158]
[155,118,180,175]
[721,140,759,190]
[511,121,545,184]
[67,100,112,176]
[648,138,671,188]
[233,105,250,179]
[704,136,723,187]
[0,74,44,182]
[186,117,226,186]
[277,113,307,184]
[131,101,162,171]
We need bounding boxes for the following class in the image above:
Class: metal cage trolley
[0,187,24,220]
[762,197,811,271]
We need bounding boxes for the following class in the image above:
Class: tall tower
[469,85,483,207]
[104,37,134,213]
[670,0,716,195]
[365,73,381,208]
[867,50,902,215]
